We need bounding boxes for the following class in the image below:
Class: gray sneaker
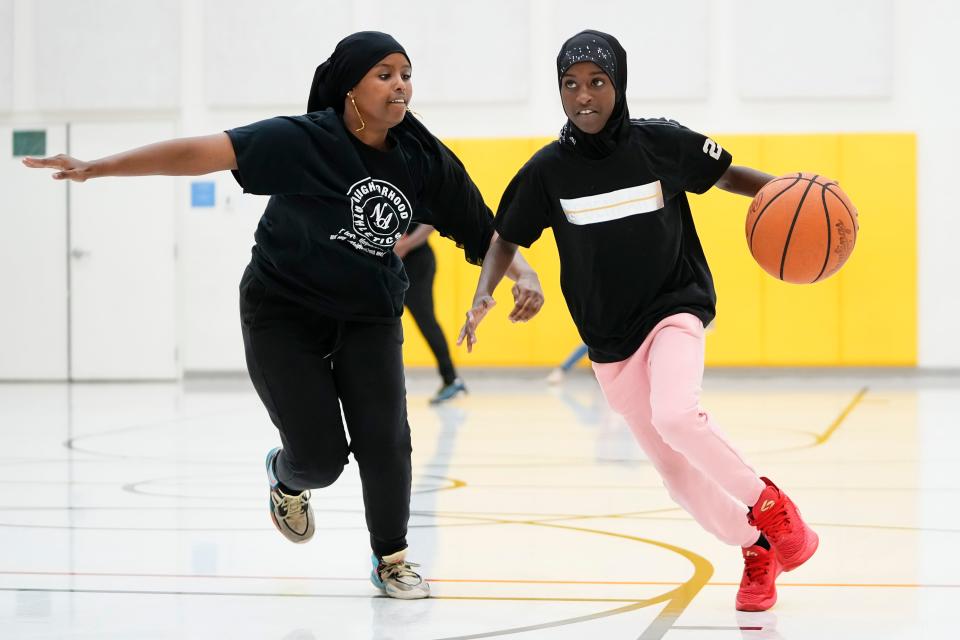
[370,549,430,599]
[265,447,315,544]
[429,378,467,404]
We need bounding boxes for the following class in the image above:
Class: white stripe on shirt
[559,181,664,225]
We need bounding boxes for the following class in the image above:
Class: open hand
[457,295,496,353]
[22,154,94,182]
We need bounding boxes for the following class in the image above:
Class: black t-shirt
[495,118,732,362]
[226,109,494,321]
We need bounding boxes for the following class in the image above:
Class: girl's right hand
[457,295,496,353]
[22,154,94,182]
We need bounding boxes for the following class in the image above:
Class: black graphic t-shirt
[495,119,732,362]
[226,109,494,321]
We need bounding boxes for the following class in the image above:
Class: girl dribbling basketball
[459,29,820,612]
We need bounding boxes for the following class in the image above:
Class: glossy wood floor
[1,369,956,639]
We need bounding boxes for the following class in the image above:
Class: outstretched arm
[22,133,237,182]
[715,165,776,197]
[458,234,540,352]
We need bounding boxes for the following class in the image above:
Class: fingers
[23,154,88,181]
[53,169,86,182]
[508,288,544,322]
[22,154,70,169]
[457,315,477,353]
[457,296,499,353]
[457,319,474,350]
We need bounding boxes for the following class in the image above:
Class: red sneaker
[736,544,782,611]
[748,477,819,571]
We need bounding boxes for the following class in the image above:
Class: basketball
[745,173,859,283]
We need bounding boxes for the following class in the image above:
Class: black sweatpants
[403,245,457,385]
[239,267,411,557]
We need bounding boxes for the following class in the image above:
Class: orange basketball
[745,172,859,283]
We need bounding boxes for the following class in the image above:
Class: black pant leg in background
[403,246,458,385]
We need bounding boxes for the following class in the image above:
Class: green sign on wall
[13,130,47,157]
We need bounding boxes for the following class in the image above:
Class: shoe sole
[736,596,777,612]
[384,588,430,600]
[780,528,819,572]
[736,598,776,612]
[429,386,467,405]
[736,565,783,611]
[369,568,430,599]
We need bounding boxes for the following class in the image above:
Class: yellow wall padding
[400,133,916,369]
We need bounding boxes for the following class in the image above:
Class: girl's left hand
[508,274,544,322]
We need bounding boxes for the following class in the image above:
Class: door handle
[70,248,90,260]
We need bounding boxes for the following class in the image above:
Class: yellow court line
[815,386,868,445]
[564,193,660,215]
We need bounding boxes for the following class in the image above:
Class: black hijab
[307,31,458,168]
[307,31,408,114]
[556,30,630,159]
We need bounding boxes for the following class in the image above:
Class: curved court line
[62,411,257,462]
[424,518,713,640]
[120,473,466,500]
[60,414,631,468]
[54,412,822,469]
[0,513,713,639]
[15,382,870,639]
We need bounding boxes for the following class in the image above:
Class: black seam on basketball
[824,185,858,244]
[779,175,819,280]
[765,175,835,189]
[762,173,804,187]
[749,177,802,254]
[814,184,832,282]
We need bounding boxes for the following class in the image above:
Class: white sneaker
[265,447,315,543]
[370,549,430,599]
[546,368,566,385]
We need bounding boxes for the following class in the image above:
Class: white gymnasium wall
[32,0,180,111]
[736,0,895,100]
[0,0,12,112]
[203,0,351,109]
[1,0,958,373]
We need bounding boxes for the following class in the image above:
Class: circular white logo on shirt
[347,178,412,250]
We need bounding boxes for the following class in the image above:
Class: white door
[0,125,69,380]
[68,122,178,380]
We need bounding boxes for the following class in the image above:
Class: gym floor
[1,369,956,639]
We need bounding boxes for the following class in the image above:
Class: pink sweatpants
[592,313,765,547]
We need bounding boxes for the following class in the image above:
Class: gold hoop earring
[405,106,421,118]
[349,93,366,133]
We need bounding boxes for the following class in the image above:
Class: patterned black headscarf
[557,30,630,159]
